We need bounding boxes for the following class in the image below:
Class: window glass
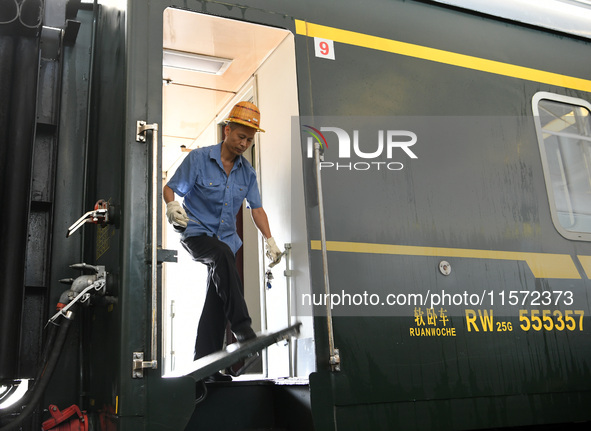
[533,93,591,240]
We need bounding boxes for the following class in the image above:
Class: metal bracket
[283,243,293,277]
[136,120,158,142]
[145,247,178,263]
[158,248,178,263]
[132,352,157,379]
[330,348,341,372]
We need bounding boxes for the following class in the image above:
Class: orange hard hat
[225,101,265,132]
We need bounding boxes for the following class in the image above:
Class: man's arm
[163,184,175,203]
[250,207,272,238]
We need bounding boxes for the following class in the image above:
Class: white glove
[265,237,282,264]
[166,201,189,227]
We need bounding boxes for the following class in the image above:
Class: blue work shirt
[166,143,262,254]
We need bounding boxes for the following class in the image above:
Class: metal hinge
[132,352,157,378]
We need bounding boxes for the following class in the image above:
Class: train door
[159,8,314,380]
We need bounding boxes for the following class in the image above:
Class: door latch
[132,352,157,378]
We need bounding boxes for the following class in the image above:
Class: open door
[160,9,314,380]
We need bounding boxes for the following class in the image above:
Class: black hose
[0,310,75,431]
[0,322,59,418]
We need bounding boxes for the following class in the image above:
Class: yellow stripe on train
[310,240,582,279]
[295,20,591,93]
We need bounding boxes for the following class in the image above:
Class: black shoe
[204,371,232,383]
[233,326,256,342]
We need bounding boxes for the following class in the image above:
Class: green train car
[1,0,591,430]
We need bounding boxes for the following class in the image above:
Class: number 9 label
[314,38,335,60]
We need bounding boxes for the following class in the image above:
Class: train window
[533,92,591,241]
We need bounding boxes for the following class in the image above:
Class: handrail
[135,121,159,374]
[313,142,340,372]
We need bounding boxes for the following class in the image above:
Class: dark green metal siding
[292,1,591,430]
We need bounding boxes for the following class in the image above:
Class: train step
[185,378,313,431]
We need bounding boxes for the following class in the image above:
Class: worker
[163,101,282,381]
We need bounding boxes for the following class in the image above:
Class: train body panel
[296,3,591,426]
[1,1,591,430]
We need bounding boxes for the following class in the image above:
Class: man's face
[224,124,256,157]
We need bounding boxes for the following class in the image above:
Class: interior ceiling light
[162,49,233,75]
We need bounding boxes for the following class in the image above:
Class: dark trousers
[181,235,251,360]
